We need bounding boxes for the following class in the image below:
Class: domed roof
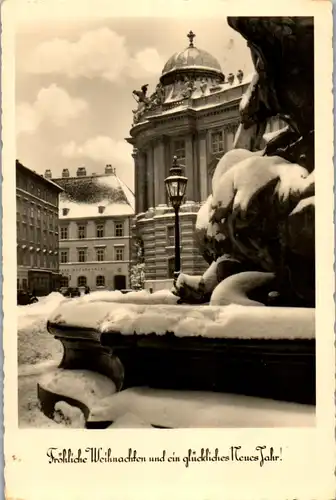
[161,31,224,81]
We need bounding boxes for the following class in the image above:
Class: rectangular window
[77,248,87,263]
[211,130,225,154]
[37,208,41,219]
[60,226,68,240]
[114,222,124,237]
[173,139,186,163]
[17,249,23,266]
[115,247,124,261]
[96,224,104,238]
[96,248,105,262]
[167,225,174,246]
[168,256,175,279]
[30,206,34,218]
[30,225,35,241]
[60,250,68,263]
[77,225,86,239]
[22,224,27,239]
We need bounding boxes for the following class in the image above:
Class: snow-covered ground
[18,291,315,428]
[18,293,69,427]
[18,292,66,365]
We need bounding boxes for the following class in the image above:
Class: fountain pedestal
[37,301,315,428]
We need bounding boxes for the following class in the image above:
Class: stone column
[132,148,140,214]
[153,138,166,206]
[225,122,238,152]
[137,151,148,214]
[199,132,208,202]
[146,145,155,210]
[185,135,194,201]
[164,139,172,205]
[192,134,200,202]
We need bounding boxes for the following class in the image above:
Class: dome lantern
[187,30,196,48]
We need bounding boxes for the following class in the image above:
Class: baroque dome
[160,31,224,83]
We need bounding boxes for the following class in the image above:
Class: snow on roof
[116,176,135,211]
[48,291,315,340]
[55,173,135,219]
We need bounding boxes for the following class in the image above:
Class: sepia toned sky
[16,17,253,190]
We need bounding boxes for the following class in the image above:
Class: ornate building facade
[16,160,63,295]
[127,31,284,288]
[49,165,135,291]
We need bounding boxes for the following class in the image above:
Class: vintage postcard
[3,0,334,498]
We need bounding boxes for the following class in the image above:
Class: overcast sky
[16,17,253,191]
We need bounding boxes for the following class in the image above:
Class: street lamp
[165,156,188,283]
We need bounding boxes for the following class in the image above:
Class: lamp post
[164,156,188,284]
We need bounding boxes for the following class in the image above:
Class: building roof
[54,173,135,220]
[16,160,63,192]
[161,32,224,82]
[162,46,223,78]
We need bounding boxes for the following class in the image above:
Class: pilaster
[153,138,166,206]
[185,135,194,201]
[199,132,208,202]
[146,145,155,209]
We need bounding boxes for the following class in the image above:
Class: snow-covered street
[18,293,70,427]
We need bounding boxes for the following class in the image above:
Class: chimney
[44,169,52,179]
[227,73,235,85]
[105,164,116,175]
[236,69,244,84]
[62,208,70,216]
[98,206,105,214]
[62,168,70,178]
[76,167,86,177]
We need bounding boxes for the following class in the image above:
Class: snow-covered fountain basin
[38,289,315,427]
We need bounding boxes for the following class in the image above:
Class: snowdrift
[18,292,67,365]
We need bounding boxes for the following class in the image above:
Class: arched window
[60,276,69,287]
[96,275,105,287]
[77,276,87,287]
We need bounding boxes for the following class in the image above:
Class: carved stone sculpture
[174,16,315,308]
[181,78,195,99]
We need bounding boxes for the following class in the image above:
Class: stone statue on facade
[174,16,315,309]
[200,79,207,95]
[181,78,195,99]
[227,73,235,85]
[132,84,150,123]
[147,83,165,109]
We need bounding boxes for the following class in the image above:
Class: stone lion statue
[174,17,315,308]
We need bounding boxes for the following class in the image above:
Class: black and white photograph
[4,0,334,497]
[15,14,317,428]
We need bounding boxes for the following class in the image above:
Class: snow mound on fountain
[49,300,315,340]
[76,288,179,305]
[89,387,315,428]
